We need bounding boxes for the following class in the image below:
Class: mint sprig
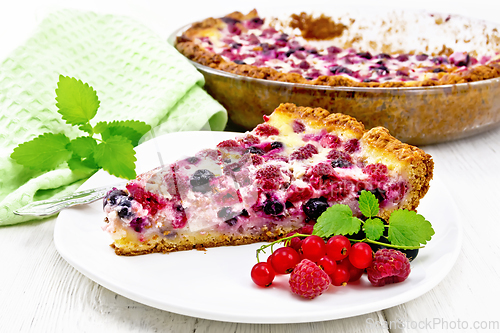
[363,217,385,241]
[10,75,151,179]
[315,204,362,236]
[312,190,434,250]
[358,190,379,218]
[388,209,434,247]
[56,75,100,125]
[11,133,72,171]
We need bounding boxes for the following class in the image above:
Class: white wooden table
[2,1,500,332]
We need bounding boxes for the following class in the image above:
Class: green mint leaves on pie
[11,75,151,180]
[312,190,435,249]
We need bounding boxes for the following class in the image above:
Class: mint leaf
[67,137,98,158]
[358,190,379,218]
[55,75,100,125]
[363,218,385,241]
[313,204,362,238]
[93,122,108,134]
[95,120,151,146]
[388,209,435,247]
[93,135,137,179]
[11,133,72,171]
[68,156,98,174]
[79,123,93,134]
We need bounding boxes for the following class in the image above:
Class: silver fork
[13,183,126,216]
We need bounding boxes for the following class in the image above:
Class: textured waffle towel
[0,10,227,226]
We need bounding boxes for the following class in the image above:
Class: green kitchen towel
[0,10,227,226]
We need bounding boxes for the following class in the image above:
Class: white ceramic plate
[54,131,462,324]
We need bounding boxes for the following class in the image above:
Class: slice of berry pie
[102,103,433,255]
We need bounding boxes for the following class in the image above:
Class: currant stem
[346,237,424,250]
[256,233,310,262]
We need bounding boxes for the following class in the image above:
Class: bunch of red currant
[252,234,370,289]
[251,232,410,299]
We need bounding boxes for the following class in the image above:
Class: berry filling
[190,14,500,84]
[104,113,411,247]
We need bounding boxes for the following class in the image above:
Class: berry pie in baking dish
[102,104,433,255]
[175,10,500,87]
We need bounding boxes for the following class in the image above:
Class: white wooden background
[1,1,500,332]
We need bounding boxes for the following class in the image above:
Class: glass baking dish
[168,8,500,145]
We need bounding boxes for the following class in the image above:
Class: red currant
[267,253,274,265]
[349,242,373,269]
[330,262,350,286]
[251,262,275,287]
[326,235,351,261]
[287,236,303,252]
[301,235,326,262]
[317,256,337,275]
[270,247,301,274]
[339,258,364,282]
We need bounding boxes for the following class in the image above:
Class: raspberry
[266,154,289,163]
[320,134,341,149]
[327,150,353,169]
[196,148,221,161]
[255,124,279,137]
[292,119,306,133]
[305,162,338,191]
[255,165,282,190]
[327,180,352,202]
[285,184,314,203]
[217,139,240,149]
[290,144,318,160]
[366,249,411,287]
[302,133,324,142]
[363,163,389,182]
[306,162,335,179]
[238,134,260,146]
[250,154,264,166]
[385,182,407,201]
[327,149,352,162]
[344,139,359,153]
[126,183,167,216]
[289,259,331,299]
